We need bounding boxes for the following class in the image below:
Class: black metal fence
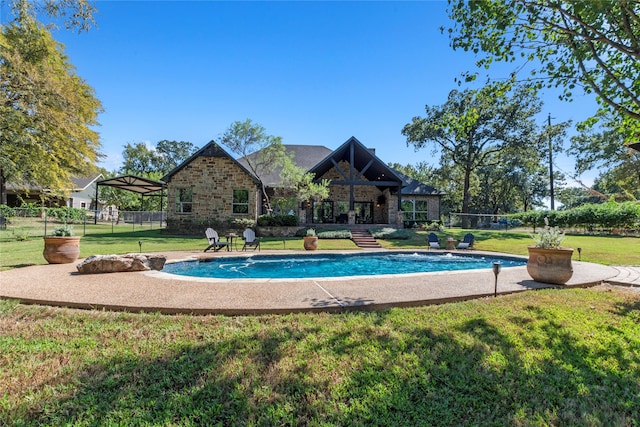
[0,208,166,240]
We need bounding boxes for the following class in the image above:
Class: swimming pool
[163,252,526,279]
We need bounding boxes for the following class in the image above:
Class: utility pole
[548,113,555,210]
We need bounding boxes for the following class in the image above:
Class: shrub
[369,228,412,240]
[257,214,299,227]
[51,225,74,236]
[229,218,256,230]
[316,229,351,239]
[0,204,16,219]
[530,217,565,249]
[46,207,87,224]
[510,202,640,232]
[420,221,443,231]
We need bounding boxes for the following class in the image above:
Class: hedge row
[0,206,90,224]
[509,202,640,230]
[257,214,299,227]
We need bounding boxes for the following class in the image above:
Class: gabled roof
[71,173,104,191]
[162,141,260,184]
[237,145,333,187]
[308,136,404,188]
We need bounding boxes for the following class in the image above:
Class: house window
[402,199,430,222]
[175,188,193,213]
[232,189,249,214]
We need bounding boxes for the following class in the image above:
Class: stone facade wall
[166,156,259,233]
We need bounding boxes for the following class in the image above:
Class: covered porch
[303,137,404,226]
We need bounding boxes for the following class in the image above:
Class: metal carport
[94,175,167,225]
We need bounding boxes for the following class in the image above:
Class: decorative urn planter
[526,246,574,285]
[43,236,81,264]
[303,236,319,251]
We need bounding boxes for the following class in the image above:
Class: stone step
[350,230,382,249]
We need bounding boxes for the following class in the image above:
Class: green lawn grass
[379,229,640,266]
[1,228,639,424]
[2,227,639,270]
[1,288,638,426]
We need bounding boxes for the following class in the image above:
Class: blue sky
[6,1,600,186]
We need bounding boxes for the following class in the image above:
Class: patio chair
[457,233,475,249]
[204,228,230,252]
[428,232,440,249]
[241,228,260,251]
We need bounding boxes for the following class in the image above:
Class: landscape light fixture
[577,247,582,261]
[492,261,502,297]
[138,240,142,253]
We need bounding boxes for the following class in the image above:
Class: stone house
[162,137,441,232]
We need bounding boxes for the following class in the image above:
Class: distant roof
[7,173,104,192]
[393,170,441,196]
[237,145,333,186]
[238,139,440,194]
[70,173,103,191]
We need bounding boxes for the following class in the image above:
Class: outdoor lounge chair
[428,232,440,249]
[241,228,260,251]
[457,233,475,249]
[204,228,230,252]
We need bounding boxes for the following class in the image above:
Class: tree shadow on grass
[10,300,640,426]
[15,324,323,426]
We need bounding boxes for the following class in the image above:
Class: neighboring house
[5,173,107,211]
[67,175,103,210]
[162,137,441,232]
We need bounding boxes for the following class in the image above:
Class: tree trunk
[260,183,272,214]
[0,170,7,205]
[461,167,472,229]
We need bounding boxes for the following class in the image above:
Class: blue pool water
[163,252,526,279]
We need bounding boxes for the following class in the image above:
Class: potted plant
[43,225,81,264]
[303,228,319,250]
[526,217,574,285]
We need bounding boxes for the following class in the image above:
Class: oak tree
[0,0,101,204]
[402,82,544,226]
[446,0,640,141]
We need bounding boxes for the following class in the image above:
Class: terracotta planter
[303,236,318,250]
[526,246,574,285]
[43,236,81,264]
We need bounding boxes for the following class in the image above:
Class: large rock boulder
[76,254,167,274]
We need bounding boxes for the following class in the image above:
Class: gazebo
[94,175,167,225]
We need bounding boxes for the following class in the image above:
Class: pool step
[350,229,382,249]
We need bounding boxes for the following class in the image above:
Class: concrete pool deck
[0,249,628,315]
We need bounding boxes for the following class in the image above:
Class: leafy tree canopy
[446,0,640,142]
[402,82,548,224]
[120,140,197,177]
[569,112,640,201]
[4,0,96,33]
[220,119,287,212]
[1,11,102,203]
